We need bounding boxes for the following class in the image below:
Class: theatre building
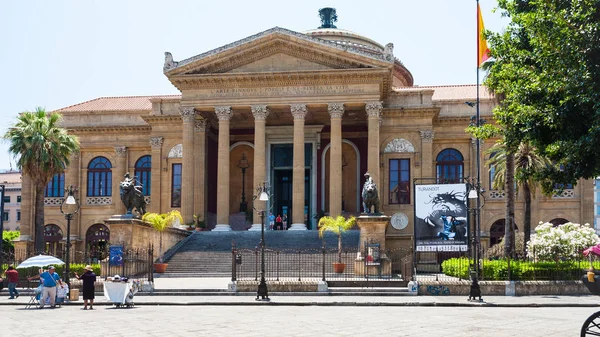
[15,11,594,255]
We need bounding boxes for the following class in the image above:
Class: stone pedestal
[354,214,391,276]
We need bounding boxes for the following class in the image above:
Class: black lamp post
[60,185,80,288]
[253,182,271,301]
[238,153,250,213]
[468,178,485,302]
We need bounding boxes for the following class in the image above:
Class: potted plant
[318,215,356,273]
[185,222,195,231]
[196,220,206,231]
[142,210,183,273]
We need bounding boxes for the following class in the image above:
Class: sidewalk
[2,277,599,307]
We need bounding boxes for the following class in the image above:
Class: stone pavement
[1,276,599,307]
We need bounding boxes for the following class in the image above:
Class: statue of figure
[384,43,394,62]
[120,172,147,217]
[362,172,380,214]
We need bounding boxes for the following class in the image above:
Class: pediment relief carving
[182,40,376,75]
[384,138,415,153]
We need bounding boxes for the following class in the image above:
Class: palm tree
[142,210,183,262]
[3,108,79,252]
[318,215,356,264]
[486,140,550,256]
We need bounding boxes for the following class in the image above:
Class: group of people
[268,213,288,230]
[8,264,97,310]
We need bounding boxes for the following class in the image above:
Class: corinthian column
[214,106,233,231]
[149,137,163,213]
[249,105,269,231]
[114,146,128,215]
[290,104,308,230]
[180,107,196,224]
[194,120,209,225]
[328,103,344,217]
[366,101,383,189]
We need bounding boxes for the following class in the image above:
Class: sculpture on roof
[163,52,178,72]
[318,7,338,29]
[384,43,394,62]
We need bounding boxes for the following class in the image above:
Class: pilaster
[420,130,434,179]
[250,105,269,230]
[149,137,164,213]
[180,107,196,224]
[113,146,128,215]
[194,120,209,225]
[366,101,382,189]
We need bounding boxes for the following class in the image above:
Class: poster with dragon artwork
[414,183,469,252]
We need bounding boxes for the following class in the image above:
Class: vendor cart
[103,280,140,308]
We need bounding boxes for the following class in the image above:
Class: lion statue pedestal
[354,215,391,276]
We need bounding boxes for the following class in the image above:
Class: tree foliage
[3,108,79,252]
[485,0,600,193]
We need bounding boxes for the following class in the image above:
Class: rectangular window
[389,159,410,204]
[171,163,182,208]
[3,211,8,221]
[17,210,21,222]
[17,195,21,203]
[3,196,10,203]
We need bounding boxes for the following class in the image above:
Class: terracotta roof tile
[393,84,494,101]
[55,95,181,112]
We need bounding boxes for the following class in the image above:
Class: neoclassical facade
[16,20,594,254]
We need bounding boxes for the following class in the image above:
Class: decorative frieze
[180,107,196,123]
[290,104,307,119]
[149,137,164,149]
[328,103,344,119]
[384,138,415,153]
[420,130,435,143]
[365,101,383,118]
[251,105,270,120]
[215,106,233,121]
[44,197,63,206]
[86,197,112,205]
[114,146,127,158]
[194,120,209,133]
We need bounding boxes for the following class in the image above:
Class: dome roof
[304,28,384,54]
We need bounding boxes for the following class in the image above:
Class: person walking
[5,265,20,299]
[28,265,63,308]
[74,265,97,310]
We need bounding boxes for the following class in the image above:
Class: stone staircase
[160,230,361,278]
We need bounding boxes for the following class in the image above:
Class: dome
[304,28,384,54]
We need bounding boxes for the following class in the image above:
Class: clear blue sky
[0,0,508,171]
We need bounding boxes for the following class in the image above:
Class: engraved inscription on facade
[193,84,370,99]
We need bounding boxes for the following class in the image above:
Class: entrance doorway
[271,143,312,229]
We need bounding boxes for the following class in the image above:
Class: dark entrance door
[273,169,292,222]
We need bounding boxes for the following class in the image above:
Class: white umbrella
[16,254,65,269]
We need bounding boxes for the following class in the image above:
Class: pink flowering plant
[527,221,599,261]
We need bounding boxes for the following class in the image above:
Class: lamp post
[253,181,271,301]
[238,153,250,213]
[60,185,80,288]
[468,178,485,302]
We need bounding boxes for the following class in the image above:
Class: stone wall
[417,280,589,296]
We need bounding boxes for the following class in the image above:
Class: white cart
[103,281,139,308]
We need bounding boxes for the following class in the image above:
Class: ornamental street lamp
[238,153,250,213]
[60,185,80,288]
[468,178,485,302]
[253,181,271,301]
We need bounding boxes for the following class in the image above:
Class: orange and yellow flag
[477,3,491,67]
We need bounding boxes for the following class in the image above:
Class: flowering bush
[527,221,599,260]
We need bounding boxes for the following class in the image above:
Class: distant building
[0,171,22,231]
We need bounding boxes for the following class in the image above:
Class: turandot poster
[414,183,469,252]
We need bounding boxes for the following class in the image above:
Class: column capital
[149,137,164,149]
[194,120,210,133]
[365,101,383,118]
[290,104,307,119]
[71,150,80,160]
[114,146,127,158]
[251,105,270,120]
[215,106,233,121]
[180,107,196,123]
[420,130,435,143]
[328,103,344,119]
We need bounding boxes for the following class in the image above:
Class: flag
[477,3,491,67]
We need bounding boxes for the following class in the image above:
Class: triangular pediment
[164,27,393,76]
[225,53,334,73]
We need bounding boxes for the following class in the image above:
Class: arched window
[134,155,151,196]
[87,156,112,197]
[86,224,110,262]
[550,218,569,227]
[436,149,464,184]
[489,219,520,246]
[45,173,65,197]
